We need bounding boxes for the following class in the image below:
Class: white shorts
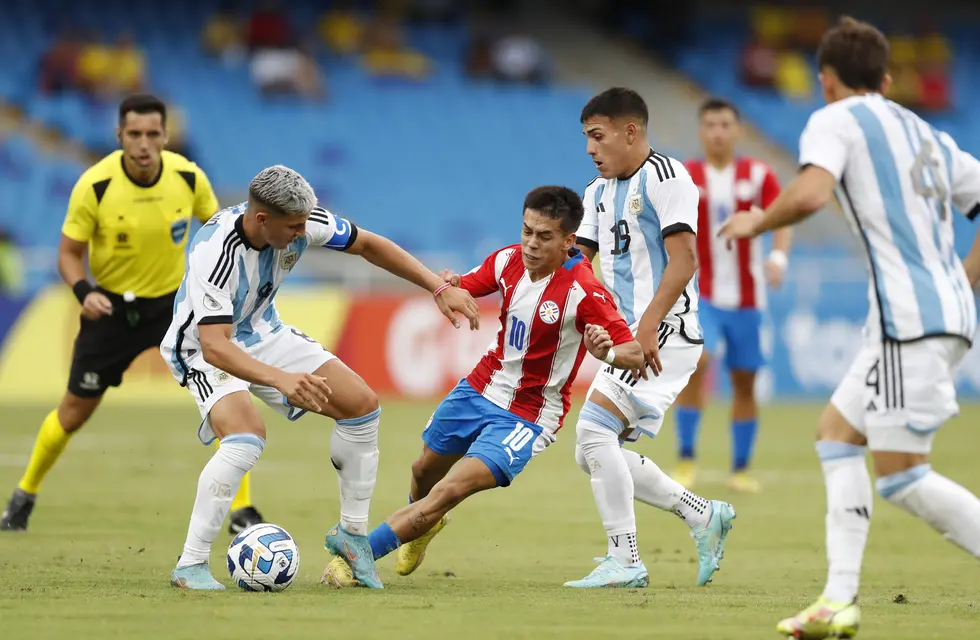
[831,336,968,454]
[586,329,702,439]
[172,326,336,445]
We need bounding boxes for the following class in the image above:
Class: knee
[343,383,380,421]
[411,456,434,485]
[576,405,621,456]
[57,396,97,433]
[730,371,756,398]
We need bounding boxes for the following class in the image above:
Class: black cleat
[1,489,36,531]
[228,506,265,535]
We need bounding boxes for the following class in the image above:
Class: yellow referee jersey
[62,150,219,298]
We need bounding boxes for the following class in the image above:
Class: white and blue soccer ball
[227,523,300,592]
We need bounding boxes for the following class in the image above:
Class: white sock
[577,402,639,565]
[177,433,265,568]
[879,464,980,558]
[620,448,690,512]
[330,408,381,537]
[816,441,872,604]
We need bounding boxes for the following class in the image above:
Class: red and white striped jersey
[685,157,780,309]
[461,244,634,434]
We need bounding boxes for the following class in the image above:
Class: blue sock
[675,407,701,459]
[368,522,402,560]
[732,418,758,471]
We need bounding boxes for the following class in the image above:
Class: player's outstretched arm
[345,229,480,330]
[198,323,332,412]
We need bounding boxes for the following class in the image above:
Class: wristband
[603,348,616,365]
[72,280,95,304]
[768,249,788,269]
[433,282,452,298]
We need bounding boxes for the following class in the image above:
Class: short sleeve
[799,107,849,180]
[576,179,601,251]
[188,238,235,325]
[760,166,781,208]
[61,175,99,243]
[646,173,699,238]
[575,280,634,345]
[459,246,517,298]
[192,167,220,223]
[307,206,358,251]
[936,131,980,220]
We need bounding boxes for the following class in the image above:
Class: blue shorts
[422,380,546,487]
[700,300,764,372]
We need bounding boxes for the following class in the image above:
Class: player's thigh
[208,390,267,440]
[246,326,375,422]
[411,444,464,485]
[427,456,500,509]
[826,343,875,442]
[466,415,554,488]
[722,308,764,373]
[592,337,702,438]
[182,365,260,443]
[420,380,491,457]
[864,338,966,459]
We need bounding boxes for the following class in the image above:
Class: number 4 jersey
[799,94,980,343]
[577,150,703,343]
[459,245,635,434]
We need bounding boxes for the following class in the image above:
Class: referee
[1,95,265,533]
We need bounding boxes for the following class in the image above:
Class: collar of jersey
[120,153,163,188]
[234,214,260,251]
[562,247,583,270]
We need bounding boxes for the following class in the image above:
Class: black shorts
[67,289,176,398]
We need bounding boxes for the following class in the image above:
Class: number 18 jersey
[800,94,980,343]
[577,150,702,343]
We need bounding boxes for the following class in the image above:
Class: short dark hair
[580,88,648,126]
[118,94,167,127]
[523,186,584,234]
[817,16,890,91]
[699,97,740,120]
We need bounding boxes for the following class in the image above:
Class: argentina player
[719,17,980,639]
[565,88,736,590]
[160,165,479,590]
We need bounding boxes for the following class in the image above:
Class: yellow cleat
[320,554,359,588]
[726,471,761,494]
[395,513,449,576]
[776,597,860,639]
[671,460,697,489]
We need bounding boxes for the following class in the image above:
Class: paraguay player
[675,98,793,493]
[160,165,479,590]
[719,17,980,638]
[321,185,649,589]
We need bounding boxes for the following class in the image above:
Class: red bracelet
[433,282,452,298]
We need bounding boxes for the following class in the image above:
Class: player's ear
[624,121,637,144]
[115,126,122,145]
[880,72,892,96]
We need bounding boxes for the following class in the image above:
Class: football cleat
[170,562,225,591]
[563,555,649,588]
[228,506,265,535]
[776,597,861,639]
[324,524,383,589]
[726,471,761,494]
[0,489,35,532]
[396,513,449,576]
[691,500,736,586]
[671,460,697,489]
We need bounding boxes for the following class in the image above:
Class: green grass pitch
[1,401,978,639]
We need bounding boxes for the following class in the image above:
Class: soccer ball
[227,523,300,592]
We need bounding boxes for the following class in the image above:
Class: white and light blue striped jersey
[160,202,355,385]
[577,150,702,343]
[800,94,980,344]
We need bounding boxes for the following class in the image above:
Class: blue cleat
[563,555,649,588]
[324,523,383,589]
[691,500,736,586]
[170,562,225,591]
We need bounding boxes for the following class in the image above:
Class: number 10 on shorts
[502,422,535,453]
